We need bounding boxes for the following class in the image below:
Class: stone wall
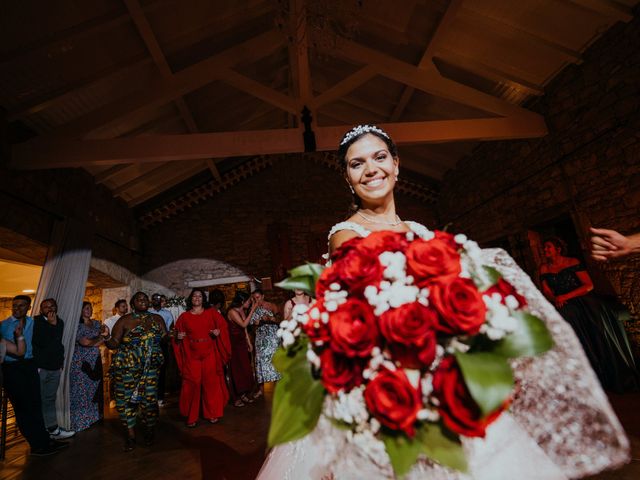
[142,155,437,304]
[438,16,640,340]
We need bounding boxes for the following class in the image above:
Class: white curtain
[32,219,92,430]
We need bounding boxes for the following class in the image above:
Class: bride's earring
[349,184,355,194]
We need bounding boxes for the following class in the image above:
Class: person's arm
[104,316,127,350]
[78,321,109,347]
[541,279,556,304]
[555,269,594,307]
[247,299,260,325]
[283,300,293,321]
[590,227,640,261]
[228,309,250,328]
[153,314,169,341]
[5,324,26,356]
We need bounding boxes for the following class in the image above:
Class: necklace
[356,210,402,226]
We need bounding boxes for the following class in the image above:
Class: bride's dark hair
[337,124,398,214]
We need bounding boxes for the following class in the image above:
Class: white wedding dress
[256,222,630,480]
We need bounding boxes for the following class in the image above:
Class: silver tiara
[339,124,390,146]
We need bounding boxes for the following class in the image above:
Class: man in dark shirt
[33,298,75,440]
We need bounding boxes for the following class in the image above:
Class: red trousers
[178,352,228,424]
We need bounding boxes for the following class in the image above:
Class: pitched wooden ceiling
[3,0,637,209]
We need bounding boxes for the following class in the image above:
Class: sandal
[241,394,254,404]
[206,418,220,424]
[186,422,197,428]
[252,390,263,400]
[233,399,246,407]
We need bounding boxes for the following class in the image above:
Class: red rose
[405,238,461,285]
[364,368,421,436]
[379,302,438,368]
[321,242,383,296]
[320,349,365,394]
[329,299,379,358]
[303,303,331,345]
[434,230,459,249]
[429,278,487,335]
[485,278,527,308]
[432,356,505,438]
[359,231,409,255]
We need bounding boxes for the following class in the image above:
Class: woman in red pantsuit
[173,288,231,427]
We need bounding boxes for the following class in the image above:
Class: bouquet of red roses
[270,227,552,476]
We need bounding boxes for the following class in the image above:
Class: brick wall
[438,16,640,340]
[142,155,437,303]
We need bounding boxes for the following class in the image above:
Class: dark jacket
[32,314,65,370]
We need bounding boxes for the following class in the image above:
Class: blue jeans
[38,368,62,430]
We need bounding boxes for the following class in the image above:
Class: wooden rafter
[435,49,544,97]
[290,0,313,108]
[338,39,543,120]
[391,0,464,121]
[310,65,378,109]
[13,117,547,169]
[126,160,208,206]
[39,30,284,140]
[124,0,222,181]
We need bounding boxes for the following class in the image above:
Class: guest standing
[283,289,312,321]
[105,292,167,451]
[173,288,231,427]
[32,298,75,439]
[250,289,281,399]
[149,293,174,406]
[105,299,128,332]
[226,291,256,407]
[70,301,108,431]
[539,237,639,392]
[1,295,66,455]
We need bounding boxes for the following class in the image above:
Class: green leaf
[268,341,325,447]
[455,352,513,417]
[289,263,324,280]
[492,311,554,357]
[482,266,502,289]
[382,423,468,477]
[418,423,468,473]
[275,276,315,296]
[382,431,424,477]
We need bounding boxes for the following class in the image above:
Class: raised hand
[177,331,186,340]
[14,323,23,337]
[210,329,220,337]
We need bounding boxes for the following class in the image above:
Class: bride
[257,125,629,479]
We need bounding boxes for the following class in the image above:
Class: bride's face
[345,134,399,205]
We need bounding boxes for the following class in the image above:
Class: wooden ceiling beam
[564,0,634,22]
[94,164,131,184]
[390,0,464,121]
[310,66,377,109]
[338,39,543,120]
[112,161,185,196]
[124,0,222,182]
[290,0,313,107]
[126,161,209,206]
[37,30,283,140]
[217,69,298,114]
[14,117,547,169]
[435,48,545,97]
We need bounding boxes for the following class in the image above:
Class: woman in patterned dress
[70,301,108,431]
[105,291,167,451]
[249,289,280,399]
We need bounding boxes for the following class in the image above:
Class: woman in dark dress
[539,237,638,392]
[226,291,256,407]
